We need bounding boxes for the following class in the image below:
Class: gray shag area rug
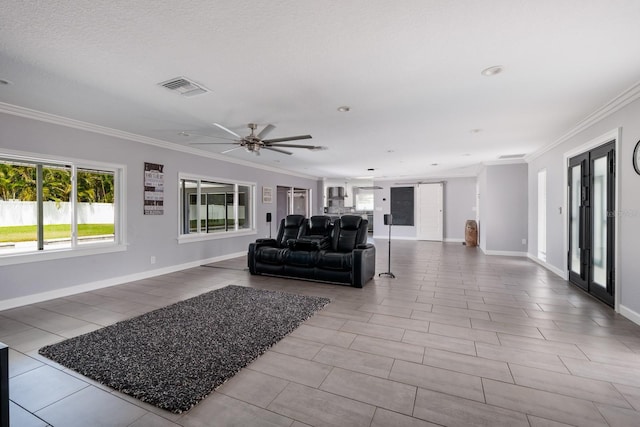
[39,285,330,413]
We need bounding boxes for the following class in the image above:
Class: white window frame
[178,173,256,243]
[0,151,126,266]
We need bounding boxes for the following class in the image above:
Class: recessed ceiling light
[431,163,439,166]
[462,153,471,157]
[481,66,503,76]
[386,150,394,153]
[178,131,191,136]
[367,168,375,171]
[470,128,482,134]
[0,79,12,85]
[337,106,351,112]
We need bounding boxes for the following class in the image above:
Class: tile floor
[2,241,640,426]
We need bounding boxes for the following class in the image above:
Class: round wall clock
[634,140,640,175]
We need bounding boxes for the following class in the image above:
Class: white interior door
[417,183,443,241]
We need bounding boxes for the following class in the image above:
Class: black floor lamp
[379,214,395,278]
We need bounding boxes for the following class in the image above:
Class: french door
[568,141,615,306]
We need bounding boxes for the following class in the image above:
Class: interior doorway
[417,183,443,241]
[568,140,615,307]
[276,186,310,225]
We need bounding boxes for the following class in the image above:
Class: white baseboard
[0,251,246,311]
[482,250,528,257]
[444,238,465,243]
[526,253,568,279]
[620,305,640,326]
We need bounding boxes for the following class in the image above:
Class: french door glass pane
[570,165,581,274]
[592,157,607,287]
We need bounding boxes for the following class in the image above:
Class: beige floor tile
[8,349,43,378]
[303,314,347,330]
[496,333,587,359]
[340,319,405,341]
[470,318,545,338]
[428,321,500,344]
[526,415,575,426]
[422,347,513,383]
[357,303,413,318]
[595,403,640,426]
[483,378,608,426]
[413,387,529,427]
[319,367,416,415]
[389,359,484,402]
[467,301,529,317]
[509,363,631,408]
[289,324,356,347]
[431,304,491,320]
[350,334,424,363]
[269,336,324,360]
[312,345,393,378]
[368,313,430,333]
[561,356,640,387]
[0,328,63,353]
[248,351,332,387]
[410,309,472,327]
[371,408,440,427]
[35,386,147,427]
[268,382,375,427]
[10,365,89,412]
[128,412,182,427]
[613,383,640,411]
[8,401,48,427]
[402,329,476,355]
[476,342,569,373]
[216,368,289,408]
[180,392,293,427]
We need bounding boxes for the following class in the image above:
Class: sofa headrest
[339,215,363,230]
[308,215,331,231]
[284,214,306,228]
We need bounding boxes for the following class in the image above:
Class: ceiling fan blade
[221,146,244,154]
[257,124,276,139]
[262,135,312,144]
[213,123,243,139]
[179,131,237,141]
[189,142,240,146]
[264,143,327,150]
[263,146,293,155]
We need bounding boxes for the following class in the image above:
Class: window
[179,175,255,239]
[0,154,123,262]
[355,188,374,211]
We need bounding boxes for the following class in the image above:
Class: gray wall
[372,177,477,241]
[0,112,321,304]
[478,163,529,254]
[527,98,640,317]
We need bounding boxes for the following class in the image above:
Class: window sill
[178,229,256,244]
[0,243,128,266]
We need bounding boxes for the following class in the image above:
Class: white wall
[527,97,640,319]
[0,111,321,305]
[478,163,529,254]
[372,177,477,241]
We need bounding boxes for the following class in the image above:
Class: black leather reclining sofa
[247,214,376,287]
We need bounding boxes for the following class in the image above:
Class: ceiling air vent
[498,154,526,160]
[158,77,210,97]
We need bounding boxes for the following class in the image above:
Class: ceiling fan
[182,123,326,155]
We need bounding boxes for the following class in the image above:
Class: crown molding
[482,159,527,166]
[526,79,640,162]
[0,102,319,181]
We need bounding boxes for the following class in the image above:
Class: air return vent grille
[158,77,210,97]
[498,154,526,159]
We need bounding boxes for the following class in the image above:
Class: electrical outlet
[521,239,527,245]
[150,256,156,265]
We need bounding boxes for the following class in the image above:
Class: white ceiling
[1,0,640,179]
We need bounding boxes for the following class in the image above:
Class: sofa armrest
[352,245,376,288]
